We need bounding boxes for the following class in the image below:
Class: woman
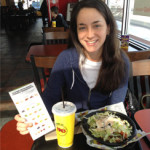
[15,0,130,135]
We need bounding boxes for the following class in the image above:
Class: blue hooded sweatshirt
[42,48,130,115]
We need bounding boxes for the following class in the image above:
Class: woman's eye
[78,27,86,30]
[95,24,101,28]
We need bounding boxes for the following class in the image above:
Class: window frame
[106,0,150,50]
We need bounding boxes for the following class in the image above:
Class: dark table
[31,109,144,150]
[31,133,142,150]
[9,13,30,30]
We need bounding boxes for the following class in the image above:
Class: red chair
[134,109,150,150]
[0,119,33,150]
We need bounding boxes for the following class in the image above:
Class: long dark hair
[69,0,127,94]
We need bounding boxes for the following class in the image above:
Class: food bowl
[82,110,136,147]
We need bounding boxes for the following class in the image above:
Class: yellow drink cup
[52,101,76,148]
[52,21,56,27]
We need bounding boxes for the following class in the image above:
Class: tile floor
[0,18,44,129]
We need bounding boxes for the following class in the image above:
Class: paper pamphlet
[9,82,55,140]
[106,102,127,115]
[75,102,127,123]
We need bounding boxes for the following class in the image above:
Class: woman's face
[77,8,109,61]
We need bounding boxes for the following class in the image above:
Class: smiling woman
[14,0,130,137]
[76,8,109,61]
[69,0,129,94]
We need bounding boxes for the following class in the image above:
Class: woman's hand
[14,114,33,135]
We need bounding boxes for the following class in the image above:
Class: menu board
[9,82,55,140]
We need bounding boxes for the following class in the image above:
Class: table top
[32,133,97,150]
[26,44,68,62]
[31,133,140,150]
[134,109,150,141]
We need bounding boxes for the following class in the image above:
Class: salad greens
[87,111,132,143]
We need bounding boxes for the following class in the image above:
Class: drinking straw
[61,88,65,108]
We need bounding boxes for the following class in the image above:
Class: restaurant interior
[0,0,150,150]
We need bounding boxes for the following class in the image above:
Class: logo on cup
[56,123,67,136]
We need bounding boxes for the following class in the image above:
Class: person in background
[18,0,23,11]
[15,0,130,135]
[40,0,48,26]
[49,6,69,30]
[28,4,36,11]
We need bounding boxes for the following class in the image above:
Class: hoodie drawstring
[70,69,75,89]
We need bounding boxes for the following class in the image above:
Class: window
[129,0,150,49]
[107,0,124,32]
[32,1,40,10]
[107,0,150,50]
[14,0,40,10]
